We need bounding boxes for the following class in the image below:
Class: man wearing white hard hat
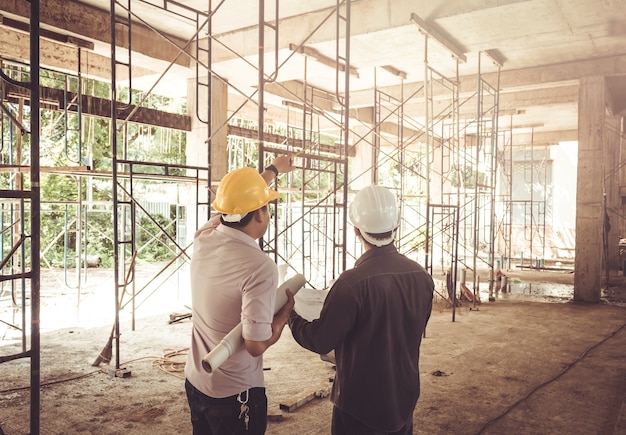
[289,184,434,435]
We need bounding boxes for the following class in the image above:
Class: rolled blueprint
[202,273,306,373]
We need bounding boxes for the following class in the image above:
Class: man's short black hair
[220,205,266,228]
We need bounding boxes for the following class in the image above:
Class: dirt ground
[1,266,626,435]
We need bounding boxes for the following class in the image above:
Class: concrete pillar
[349,121,376,190]
[185,75,228,235]
[574,76,605,302]
[605,115,621,269]
[430,140,444,203]
[186,76,229,183]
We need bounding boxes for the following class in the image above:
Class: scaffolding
[0,2,41,433]
[108,0,213,374]
[1,7,206,434]
[102,0,507,325]
[1,2,516,433]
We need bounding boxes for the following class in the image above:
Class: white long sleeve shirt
[185,214,278,398]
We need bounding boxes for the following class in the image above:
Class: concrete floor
[0,269,625,434]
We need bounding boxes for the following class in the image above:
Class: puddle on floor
[458,280,626,306]
[471,280,573,304]
[433,276,575,305]
[503,280,573,299]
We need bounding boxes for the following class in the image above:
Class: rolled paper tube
[202,273,306,373]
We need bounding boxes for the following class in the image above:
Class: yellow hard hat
[212,167,280,215]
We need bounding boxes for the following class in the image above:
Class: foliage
[451,164,488,190]
[137,211,177,262]
[84,210,115,268]
[0,62,187,269]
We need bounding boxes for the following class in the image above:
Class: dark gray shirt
[289,243,434,431]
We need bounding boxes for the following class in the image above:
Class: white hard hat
[349,185,400,247]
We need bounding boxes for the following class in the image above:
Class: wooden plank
[267,408,284,422]
[4,82,191,131]
[278,386,331,413]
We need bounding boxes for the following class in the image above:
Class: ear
[253,208,265,222]
[354,227,361,237]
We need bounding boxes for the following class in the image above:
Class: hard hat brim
[360,230,396,247]
[212,187,280,214]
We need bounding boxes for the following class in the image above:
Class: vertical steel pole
[110,0,122,370]
[341,0,351,272]
[29,0,41,433]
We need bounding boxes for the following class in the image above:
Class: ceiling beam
[289,43,360,78]
[0,27,151,81]
[3,81,191,130]
[410,13,466,63]
[0,14,94,49]
[334,84,579,125]
[509,130,578,145]
[1,0,189,70]
[209,0,457,63]
[264,81,337,113]
[348,54,626,107]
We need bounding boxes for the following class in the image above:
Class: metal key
[237,389,250,430]
[238,403,249,419]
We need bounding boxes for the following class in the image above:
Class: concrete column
[605,115,621,269]
[185,75,228,235]
[349,121,376,190]
[430,140,444,203]
[574,76,606,302]
[186,76,228,183]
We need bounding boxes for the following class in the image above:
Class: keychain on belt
[237,389,250,430]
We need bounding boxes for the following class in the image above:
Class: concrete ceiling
[2,0,626,145]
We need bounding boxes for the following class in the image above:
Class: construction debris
[107,367,132,378]
[279,386,331,413]
[267,408,284,422]
[168,312,192,324]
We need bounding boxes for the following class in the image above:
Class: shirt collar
[215,223,262,251]
[354,243,398,267]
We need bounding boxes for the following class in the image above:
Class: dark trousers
[331,406,413,435]
[185,379,267,435]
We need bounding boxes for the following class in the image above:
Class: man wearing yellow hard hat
[185,155,295,434]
